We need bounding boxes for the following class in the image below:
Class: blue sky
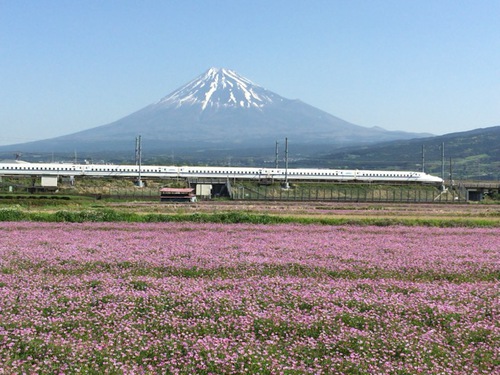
[1,0,499,146]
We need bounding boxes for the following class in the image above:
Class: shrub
[0,208,28,221]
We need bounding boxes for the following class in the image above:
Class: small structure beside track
[159,188,197,203]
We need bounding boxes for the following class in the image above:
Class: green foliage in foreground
[0,207,498,227]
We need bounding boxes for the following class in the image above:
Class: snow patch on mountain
[157,67,282,110]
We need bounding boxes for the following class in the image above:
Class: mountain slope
[309,126,500,179]
[1,68,429,154]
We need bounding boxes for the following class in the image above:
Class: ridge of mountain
[308,125,500,179]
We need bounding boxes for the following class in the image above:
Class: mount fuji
[1,68,429,155]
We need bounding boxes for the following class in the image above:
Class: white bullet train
[0,160,443,184]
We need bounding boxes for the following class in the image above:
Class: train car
[0,161,443,184]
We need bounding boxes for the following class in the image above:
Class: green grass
[6,257,499,282]
[0,207,498,227]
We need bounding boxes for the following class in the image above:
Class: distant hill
[0,68,429,160]
[305,126,500,180]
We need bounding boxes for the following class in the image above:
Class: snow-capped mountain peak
[157,67,281,110]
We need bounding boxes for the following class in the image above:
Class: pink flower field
[0,222,498,374]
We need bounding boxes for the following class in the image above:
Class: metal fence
[0,184,160,200]
[81,187,160,200]
[231,185,467,203]
[1,182,468,203]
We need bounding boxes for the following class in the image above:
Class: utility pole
[275,141,279,169]
[421,144,425,173]
[441,142,445,182]
[284,137,289,189]
[440,142,445,191]
[137,135,143,187]
[449,157,453,185]
[135,137,139,165]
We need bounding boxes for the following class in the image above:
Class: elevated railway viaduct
[454,180,500,201]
